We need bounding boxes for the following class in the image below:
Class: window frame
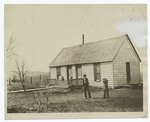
[94,63,101,82]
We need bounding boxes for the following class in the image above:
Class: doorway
[67,65,72,80]
[126,62,131,84]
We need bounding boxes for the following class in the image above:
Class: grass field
[7,87,143,113]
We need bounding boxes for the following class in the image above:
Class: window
[126,62,131,83]
[56,67,61,80]
[76,65,82,79]
[94,63,100,81]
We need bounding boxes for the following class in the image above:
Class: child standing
[103,78,109,98]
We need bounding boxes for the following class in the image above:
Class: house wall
[90,62,114,88]
[130,62,140,84]
[82,64,94,82]
[113,37,140,87]
[81,63,114,88]
[61,66,67,80]
[50,67,56,79]
[100,62,114,88]
[50,62,114,88]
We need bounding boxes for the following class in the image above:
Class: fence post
[31,77,32,84]
[46,76,48,86]
[40,74,42,87]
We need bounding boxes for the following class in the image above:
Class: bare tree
[6,32,18,84]
[13,59,32,93]
[6,31,18,62]
[34,89,54,113]
[46,89,55,112]
[35,91,42,113]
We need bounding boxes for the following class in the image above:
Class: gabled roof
[49,34,141,67]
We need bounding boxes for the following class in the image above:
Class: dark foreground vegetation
[7,87,143,113]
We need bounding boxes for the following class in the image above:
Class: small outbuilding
[49,34,141,88]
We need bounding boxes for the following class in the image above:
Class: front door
[67,66,72,80]
[126,62,131,84]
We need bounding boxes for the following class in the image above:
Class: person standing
[103,78,109,98]
[83,74,91,99]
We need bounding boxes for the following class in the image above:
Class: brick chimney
[82,34,84,44]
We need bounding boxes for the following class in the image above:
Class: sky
[4,4,147,74]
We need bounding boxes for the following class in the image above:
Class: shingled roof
[49,34,141,67]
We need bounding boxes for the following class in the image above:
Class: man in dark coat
[83,74,91,99]
[103,78,109,98]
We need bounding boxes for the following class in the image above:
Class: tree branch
[24,65,33,75]
[15,60,22,79]
[6,31,17,52]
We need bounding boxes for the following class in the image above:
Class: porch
[48,79,83,89]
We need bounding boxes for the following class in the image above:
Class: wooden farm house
[49,34,141,88]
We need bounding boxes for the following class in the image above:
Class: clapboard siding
[113,37,139,63]
[113,62,126,86]
[100,62,114,88]
[81,64,94,82]
[50,67,56,79]
[61,66,67,80]
[113,37,140,87]
[130,62,140,84]
[81,63,114,88]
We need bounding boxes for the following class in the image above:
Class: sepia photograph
[4,4,147,119]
